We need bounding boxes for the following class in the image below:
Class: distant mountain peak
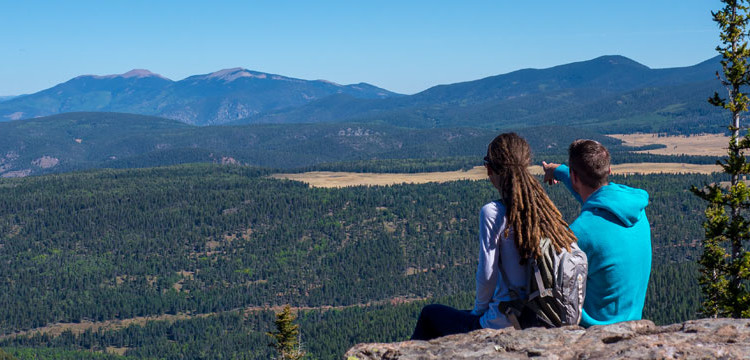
[120,69,167,79]
[317,79,342,87]
[588,55,649,69]
[76,69,170,81]
[199,68,307,83]
[203,68,271,82]
[206,68,263,81]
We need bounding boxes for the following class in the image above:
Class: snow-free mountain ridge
[0,55,725,132]
[76,69,170,80]
[245,54,725,133]
[0,67,400,125]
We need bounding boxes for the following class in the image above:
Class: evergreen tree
[267,305,305,360]
[692,0,750,317]
[0,348,16,360]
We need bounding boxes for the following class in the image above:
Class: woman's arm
[472,202,505,316]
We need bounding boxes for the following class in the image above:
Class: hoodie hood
[582,183,648,227]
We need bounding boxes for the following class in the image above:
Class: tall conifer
[267,305,305,360]
[692,0,750,318]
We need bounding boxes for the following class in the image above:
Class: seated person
[411,132,577,340]
[542,139,651,327]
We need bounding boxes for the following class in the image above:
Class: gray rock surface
[344,319,750,359]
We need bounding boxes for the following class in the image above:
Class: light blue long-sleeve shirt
[554,164,652,327]
[471,201,529,329]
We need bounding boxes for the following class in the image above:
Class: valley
[3,0,744,357]
[0,56,735,359]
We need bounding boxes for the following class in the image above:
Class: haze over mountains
[0,68,400,125]
[249,55,724,133]
[0,56,723,133]
[0,55,724,132]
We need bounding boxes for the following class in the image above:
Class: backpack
[499,237,588,329]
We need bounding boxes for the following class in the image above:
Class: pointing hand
[542,161,560,185]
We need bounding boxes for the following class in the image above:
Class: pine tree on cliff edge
[268,305,305,360]
[692,0,750,318]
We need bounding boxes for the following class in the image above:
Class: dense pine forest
[0,163,713,359]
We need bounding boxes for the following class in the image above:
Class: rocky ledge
[345,318,750,359]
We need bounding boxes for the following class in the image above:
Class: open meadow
[609,133,729,156]
[272,163,722,188]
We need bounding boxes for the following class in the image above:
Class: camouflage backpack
[499,237,588,329]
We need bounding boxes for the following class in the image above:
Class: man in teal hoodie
[543,139,651,327]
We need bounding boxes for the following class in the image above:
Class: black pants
[410,304,482,341]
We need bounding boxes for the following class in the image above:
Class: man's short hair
[569,139,610,189]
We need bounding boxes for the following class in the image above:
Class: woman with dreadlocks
[411,132,578,340]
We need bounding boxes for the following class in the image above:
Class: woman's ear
[487,171,503,192]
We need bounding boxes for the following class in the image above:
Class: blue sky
[0,0,721,95]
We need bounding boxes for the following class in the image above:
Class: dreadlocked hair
[486,133,577,263]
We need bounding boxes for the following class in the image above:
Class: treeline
[0,294,473,360]
[1,347,134,360]
[1,261,700,360]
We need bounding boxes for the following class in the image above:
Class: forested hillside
[0,112,656,177]
[0,164,712,358]
[245,56,725,134]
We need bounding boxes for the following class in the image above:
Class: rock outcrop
[345,319,750,359]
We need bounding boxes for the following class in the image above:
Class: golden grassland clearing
[271,167,493,187]
[608,133,729,156]
[106,347,129,356]
[609,163,720,175]
[0,297,425,341]
[271,163,722,188]
[0,314,206,340]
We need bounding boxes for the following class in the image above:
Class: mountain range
[246,55,725,133]
[0,55,726,132]
[0,69,400,125]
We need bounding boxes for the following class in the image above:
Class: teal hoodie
[554,164,651,327]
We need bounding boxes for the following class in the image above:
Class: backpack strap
[530,258,553,299]
[497,298,523,330]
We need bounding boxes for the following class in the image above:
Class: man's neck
[580,183,607,203]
